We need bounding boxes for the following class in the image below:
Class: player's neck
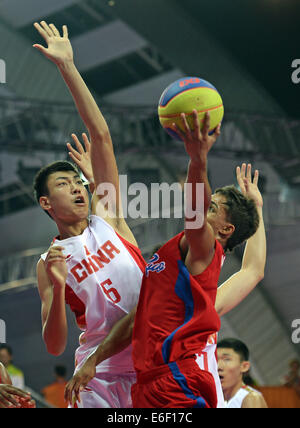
[223,380,244,401]
[56,218,89,240]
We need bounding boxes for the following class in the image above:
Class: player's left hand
[67,133,94,187]
[236,163,263,208]
[33,21,73,66]
[64,357,96,406]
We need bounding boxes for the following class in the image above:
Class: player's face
[207,194,230,233]
[42,171,89,222]
[217,348,247,391]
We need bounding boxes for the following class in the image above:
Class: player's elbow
[89,127,111,144]
[46,343,66,357]
[256,270,265,283]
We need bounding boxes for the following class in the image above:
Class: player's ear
[219,223,235,239]
[39,196,51,212]
[241,361,251,374]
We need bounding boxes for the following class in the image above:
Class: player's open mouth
[74,196,85,205]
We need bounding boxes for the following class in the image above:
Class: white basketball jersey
[225,385,261,408]
[41,215,145,375]
[196,333,225,408]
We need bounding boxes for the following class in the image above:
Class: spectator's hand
[0,384,32,408]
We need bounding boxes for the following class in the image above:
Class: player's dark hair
[217,338,249,362]
[215,185,259,252]
[33,161,79,218]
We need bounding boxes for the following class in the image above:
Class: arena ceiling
[0,0,300,208]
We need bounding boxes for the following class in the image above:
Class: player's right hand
[64,356,96,406]
[0,385,32,408]
[44,245,68,290]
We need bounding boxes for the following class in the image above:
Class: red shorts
[132,359,217,408]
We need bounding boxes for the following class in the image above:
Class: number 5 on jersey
[99,279,121,304]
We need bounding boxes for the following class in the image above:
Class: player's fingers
[202,112,210,137]
[49,23,60,37]
[236,166,246,192]
[71,134,85,154]
[246,163,252,181]
[0,390,20,407]
[180,113,191,135]
[68,152,82,166]
[40,21,53,38]
[63,25,69,39]
[82,133,91,152]
[214,123,221,137]
[192,109,201,138]
[33,22,49,42]
[67,142,82,160]
[32,44,48,55]
[253,169,259,186]
[172,123,185,141]
[240,163,246,180]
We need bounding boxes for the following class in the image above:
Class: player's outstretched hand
[172,110,221,163]
[67,133,93,185]
[236,163,263,208]
[33,21,73,66]
[65,357,96,407]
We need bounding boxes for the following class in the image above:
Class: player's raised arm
[33,22,132,238]
[174,111,221,275]
[215,164,266,316]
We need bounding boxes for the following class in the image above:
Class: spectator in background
[281,359,300,396]
[42,365,68,408]
[0,344,25,390]
[217,338,268,408]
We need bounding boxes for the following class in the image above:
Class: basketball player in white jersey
[217,338,268,408]
[33,21,146,408]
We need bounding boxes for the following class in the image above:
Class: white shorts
[75,373,136,408]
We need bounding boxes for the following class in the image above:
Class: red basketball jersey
[132,231,224,375]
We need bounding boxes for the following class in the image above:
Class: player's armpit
[182,222,216,276]
[91,193,138,247]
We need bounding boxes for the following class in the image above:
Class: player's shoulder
[242,389,267,408]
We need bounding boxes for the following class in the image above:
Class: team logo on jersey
[145,253,166,277]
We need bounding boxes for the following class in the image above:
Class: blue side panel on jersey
[159,77,217,107]
[161,260,194,364]
[168,361,207,408]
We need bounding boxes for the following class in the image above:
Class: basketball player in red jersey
[33,22,146,408]
[130,111,261,408]
[62,123,265,407]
